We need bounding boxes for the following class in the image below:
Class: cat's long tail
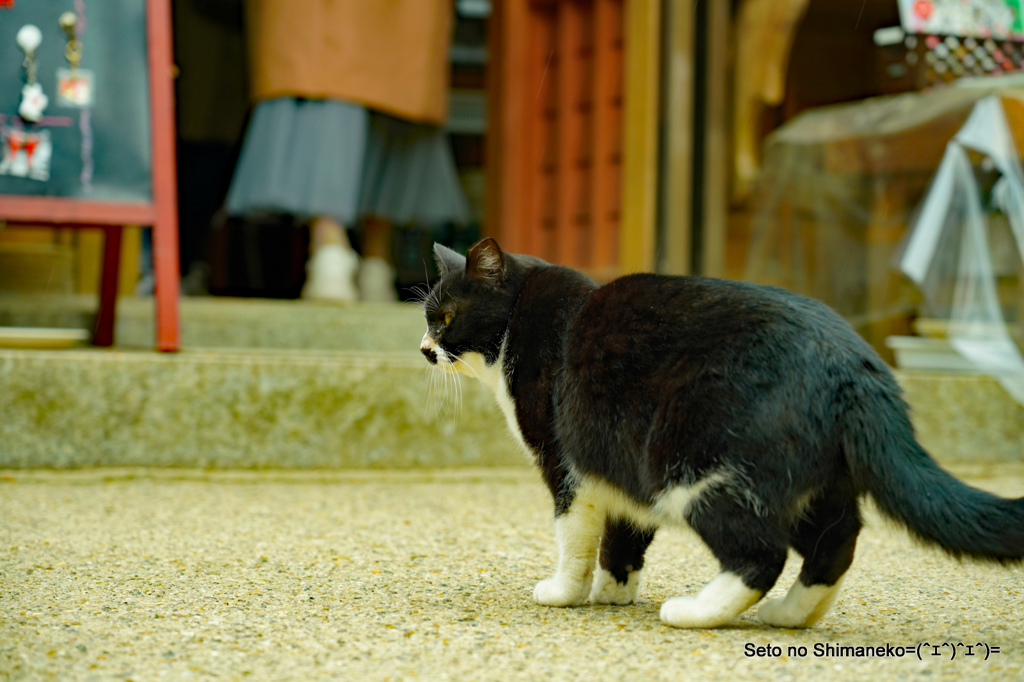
[844,389,1024,563]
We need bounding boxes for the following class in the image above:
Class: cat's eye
[444,313,453,326]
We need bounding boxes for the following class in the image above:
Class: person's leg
[359,216,397,302]
[302,216,359,302]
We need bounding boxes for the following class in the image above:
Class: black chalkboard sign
[0,0,180,351]
[0,0,152,201]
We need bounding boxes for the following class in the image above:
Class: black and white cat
[419,238,1024,629]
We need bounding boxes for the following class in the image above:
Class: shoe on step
[302,244,359,303]
[358,257,398,303]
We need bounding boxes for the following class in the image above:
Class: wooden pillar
[555,1,586,267]
[489,0,630,276]
[147,0,181,352]
[619,0,661,274]
[659,0,730,278]
[531,5,558,260]
[699,0,731,278]
[590,0,621,273]
[659,0,695,275]
[486,0,531,255]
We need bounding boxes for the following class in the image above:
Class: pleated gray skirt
[225,98,470,227]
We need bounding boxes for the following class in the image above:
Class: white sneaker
[358,257,398,303]
[301,244,359,303]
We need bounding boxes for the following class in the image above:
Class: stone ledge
[0,348,525,469]
[0,295,428,351]
[0,347,1019,470]
[894,369,1024,464]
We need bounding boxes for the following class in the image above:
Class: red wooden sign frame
[0,0,180,352]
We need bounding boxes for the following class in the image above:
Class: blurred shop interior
[1,0,1022,388]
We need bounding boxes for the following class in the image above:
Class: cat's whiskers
[441,354,463,420]
[454,365,464,419]
[422,289,441,315]
[450,353,466,419]
[406,284,440,316]
[439,361,457,420]
[423,343,451,420]
[421,348,465,422]
[422,360,441,419]
[426,363,450,421]
[407,283,430,303]
[453,355,481,381]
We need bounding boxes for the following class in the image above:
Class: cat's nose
[420,331,438,364]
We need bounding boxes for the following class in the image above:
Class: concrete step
[0,346,523,469]
[0,296,1021,469]
[0,295,524,469]
[0,294,427,351]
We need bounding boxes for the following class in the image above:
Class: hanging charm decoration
[56,10,93,107]
[0,127,52,180]
[2,24,54,180]
[16,24,49,122]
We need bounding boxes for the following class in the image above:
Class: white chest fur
[458,349,531,455]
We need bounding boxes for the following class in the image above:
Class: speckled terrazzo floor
[3,467,1023,681]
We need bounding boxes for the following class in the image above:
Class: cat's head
[420,238,527,372]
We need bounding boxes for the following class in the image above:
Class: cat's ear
[466,238,506,288]
[433,243,466,277]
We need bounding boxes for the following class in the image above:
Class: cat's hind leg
[661,489,787,628]
[758,491,861,628]
[590,519,655,605]
[533,491,606,607]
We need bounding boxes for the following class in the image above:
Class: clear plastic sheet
[898,94,1024,404]
[746,81,1024,405]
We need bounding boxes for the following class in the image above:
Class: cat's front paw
[589,567,641,605]
[533,574,591,607]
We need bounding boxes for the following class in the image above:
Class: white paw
[661,596,716,628]
[533,574,591,607]
[589,567,641,605]
[757,597,812,628]
[660,572,761,628]
[660,595,745,629]
[757,581,840,629]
